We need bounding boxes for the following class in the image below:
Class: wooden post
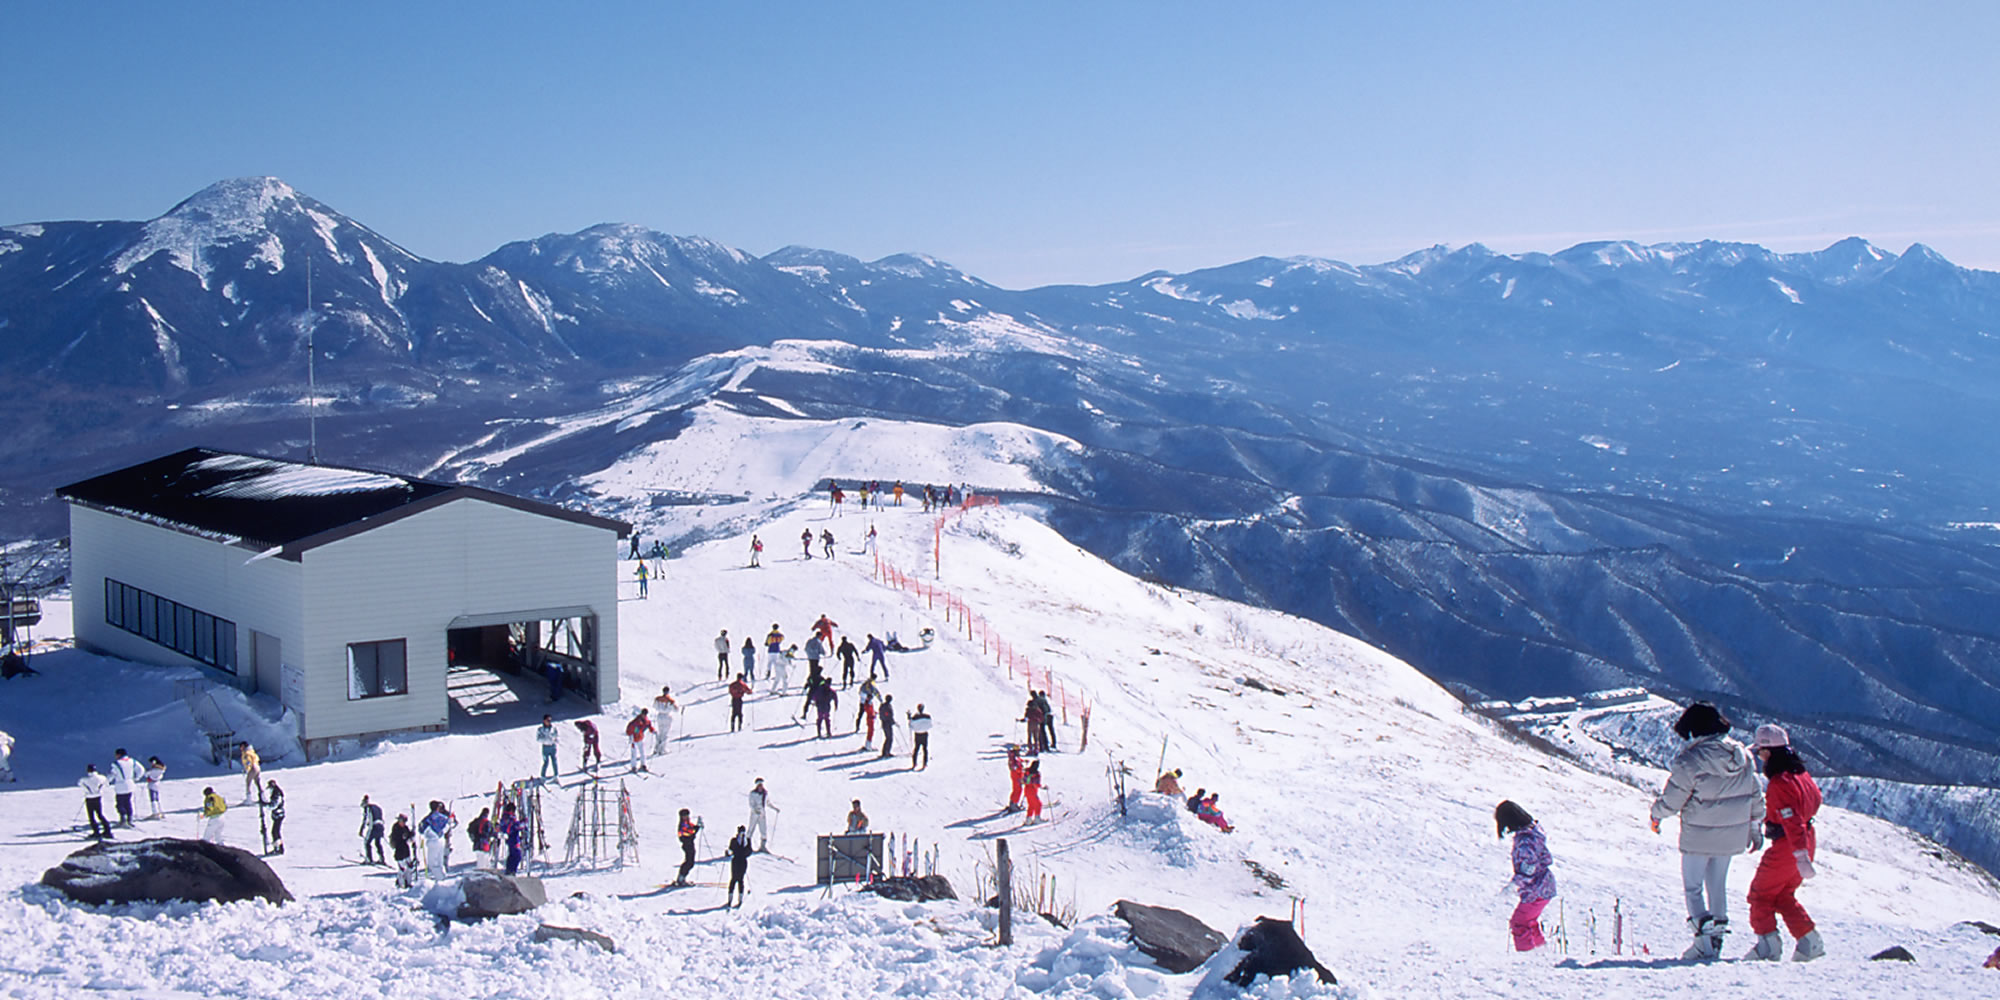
[997,839,1013,946]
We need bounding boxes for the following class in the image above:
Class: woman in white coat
[1649,702,1763,960]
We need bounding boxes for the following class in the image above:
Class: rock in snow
[1224,917,1336,987]
[861,874,957,902]
[39,837,292,907]
[456,873,547,921]
[531,923,617,954]
[1113,899,1226,974]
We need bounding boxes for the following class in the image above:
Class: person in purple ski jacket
[1496,800,1556,951]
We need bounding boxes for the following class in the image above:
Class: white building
[59,448,628,758]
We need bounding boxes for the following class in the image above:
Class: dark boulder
[457,873,546,921]
[532,924,617,953]
[1113,900,1225,974]
[40,837,292,907]
[1226,917,1336,987]
[862,874,957,902]
[1871,945,1917,962]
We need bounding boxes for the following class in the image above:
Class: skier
[1154,768,1184,798]
[728,674,752,732]
[774,644,796,694]
[836,636,859,687]
[359,795,387,865]
[877,694,898,759]
[1023,761,1045,824]
[764,624,786,683]
[544,658,564,703]
[714,629,732,681]
[673,809,701,886]
[804,633,826,675]
[200,786,228,843]
[1744,724,1826,962]
[536,715,560,781]
[845,799,869,834]
[239,742,262,805]
[1196,793,1233,833]
[575,719,603,771]
[820,528,836,558]
[808,681,839,738]
[856,674,880,747]
[727,825,754,907]
[78,764,112,839]
[1023,697,1046,754]
[1495,800,1555,951]
[418,800,454,878]
[1186,787,1205,815]
[800,528,814,560]
[741,636,757,680]
[109,747,144,827]
[1650,701,1763,960]
[499,801,527,875]
[0,729,14,782]
[390,814,417,888]
[892,481,904,506]
[862,523,877,555]
[144,755,166,819]
[908,703,933,769]
[829,481,844,516]
[864,633,888,679]
[634,560,649,599]
[1007,746,1026,812]
[625,709,655,773]
[1033,691,1058,752]
[747,777,778,851]
[466,807,494,870]
[652,686,678,755]
[749,534,763,568]
[266,780,286,855]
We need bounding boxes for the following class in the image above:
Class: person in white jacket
[0,730,16,782]
[108,748,145,827]
[746,777,779,852]
[78,765,113,839]
[1650,702,1764,960]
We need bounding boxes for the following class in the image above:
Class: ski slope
[2,410,1998,999]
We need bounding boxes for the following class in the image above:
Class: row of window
[104,579,238,673]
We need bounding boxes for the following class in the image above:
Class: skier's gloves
[1793,851,1816,880]
[1649,817,1661,834]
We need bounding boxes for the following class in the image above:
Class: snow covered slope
[2,439,1998,997]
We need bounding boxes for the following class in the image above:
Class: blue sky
[6,3,1995,288]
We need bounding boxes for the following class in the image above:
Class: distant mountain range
[7,177,2000,807]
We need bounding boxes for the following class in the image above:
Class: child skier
[1007,746,1026,812]
[1023,761,1045,823]
[1650,702,1763,960]
[266,780,286,855]
[390,814,417,888]
[144,756,167,819]
[199,786,228,843]
[727,825,754,907]
[625,709,655,773]
[1495,800,1555,951]
[575,719,603,771]
[1744,725,1826,962]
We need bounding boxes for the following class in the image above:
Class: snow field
[1,406,1997,998]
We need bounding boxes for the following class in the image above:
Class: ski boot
[1793,929,1825,962]
[1681,916,1726,960]
[1744,931,1783,961]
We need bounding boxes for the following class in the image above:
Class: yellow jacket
[202,792,227,818]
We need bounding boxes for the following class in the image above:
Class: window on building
[102,579,237,674]
[348,639,408,700]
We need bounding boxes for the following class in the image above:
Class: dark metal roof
[57,448,629,558]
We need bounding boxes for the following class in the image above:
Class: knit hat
[1753,724,1790,749]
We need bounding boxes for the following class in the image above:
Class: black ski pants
[678,835,697,883]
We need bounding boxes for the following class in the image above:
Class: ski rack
[562,778,638,869]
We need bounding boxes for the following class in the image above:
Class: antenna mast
[306,253,318,465]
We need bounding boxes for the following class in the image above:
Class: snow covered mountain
[6,179,2000,876]
[2,479,1998,999]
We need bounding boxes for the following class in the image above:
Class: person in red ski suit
[1023,760,1044,822]
[1744,724,1825,962]
[1007,746,1026,813]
